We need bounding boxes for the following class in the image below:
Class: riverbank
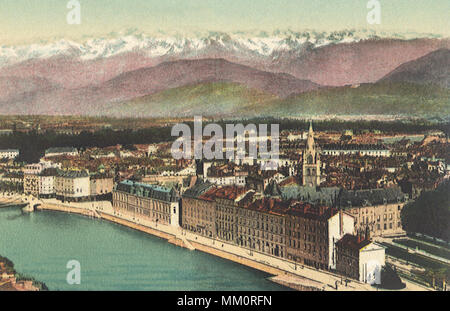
[32,199,428,291]
[0,193,26,207]
[32,200,352,291]
[0,255,46,291]
[98,210,323,290]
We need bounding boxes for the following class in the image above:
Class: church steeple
[302,120,321,187]
[307,120,315,152]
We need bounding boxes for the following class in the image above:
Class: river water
[0,206,287,291]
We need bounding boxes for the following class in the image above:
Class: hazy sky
[0,0,449,44]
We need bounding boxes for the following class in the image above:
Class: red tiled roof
[336,234,371,250]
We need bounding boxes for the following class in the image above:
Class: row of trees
[215,118,450,135]
[0,127,173,163]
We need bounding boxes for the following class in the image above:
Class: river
[0,206,287,291]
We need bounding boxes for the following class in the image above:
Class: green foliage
[15,273,49,291]
[276,82,450,118]
[106,82,277,118]
[0,127,172,163]
[0,255,16,273]
[109,81,450,119]
[401,181,450,241]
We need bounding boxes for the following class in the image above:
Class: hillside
[271,83,450,118]
[379,49,450,88]
[104,82,450,119]
[103,82,278,117]
[101,58,319,99]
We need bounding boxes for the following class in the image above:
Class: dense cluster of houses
[23,157,113,202]
[0,124,448,286]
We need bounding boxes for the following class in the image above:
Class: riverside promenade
[0,193,26,206]
[33,198,430,291]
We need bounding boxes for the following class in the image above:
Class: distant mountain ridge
[379,49,450,88]
[0,30,449,118]
[1,29,440,67]
[101,58,319,99]
[0,58,319,115]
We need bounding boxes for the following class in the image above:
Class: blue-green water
[0,206,287,291]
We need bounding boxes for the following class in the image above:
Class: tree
[401,180,450,241]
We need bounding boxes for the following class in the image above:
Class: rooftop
[116,180,179,202]
[0,149,19,153]
[45,147,77,154]
[56,169,89,178]
[338,186,408,208]
[322,144,389,151]
[183,181,215,199]
[336,234,372,251]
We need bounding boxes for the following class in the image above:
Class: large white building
[24,161,61,197]
[359,242,386,284]
[0,149,19,160]
[327,211,355,270]
[45,147,78,157]
[321,144,391,157]
[113,180,180,227]
[55,170,90,201]
[206,174,247,186]
[24,160,61,175]
[335,233,386,285]
[38,168,59,198]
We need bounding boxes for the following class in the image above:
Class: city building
[55,170,90,202]
[204,162,248,186]
[181,182,217,237]
[335,232,386,284]
[246,170,286,192]
[284,204,355,270]
[337,187,408,237]
[23,173,40,196]
[24,161,60,197]
[214,186,249,242]
[38,168,58,198]
[0,149,19,160]
[45,147,78,157]
[0,129,13,136]
[236,196,287,259]
[90,173,114,199]
[113,180,180,227]
[181,183,356,271]
[24,160,61,175]
[322,144,391,157]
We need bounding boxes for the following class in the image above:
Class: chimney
[339,210,343,236]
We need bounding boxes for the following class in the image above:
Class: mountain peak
[379,48,450,88]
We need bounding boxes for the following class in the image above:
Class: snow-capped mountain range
[0,29,448,117]
[0,29,445,67]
